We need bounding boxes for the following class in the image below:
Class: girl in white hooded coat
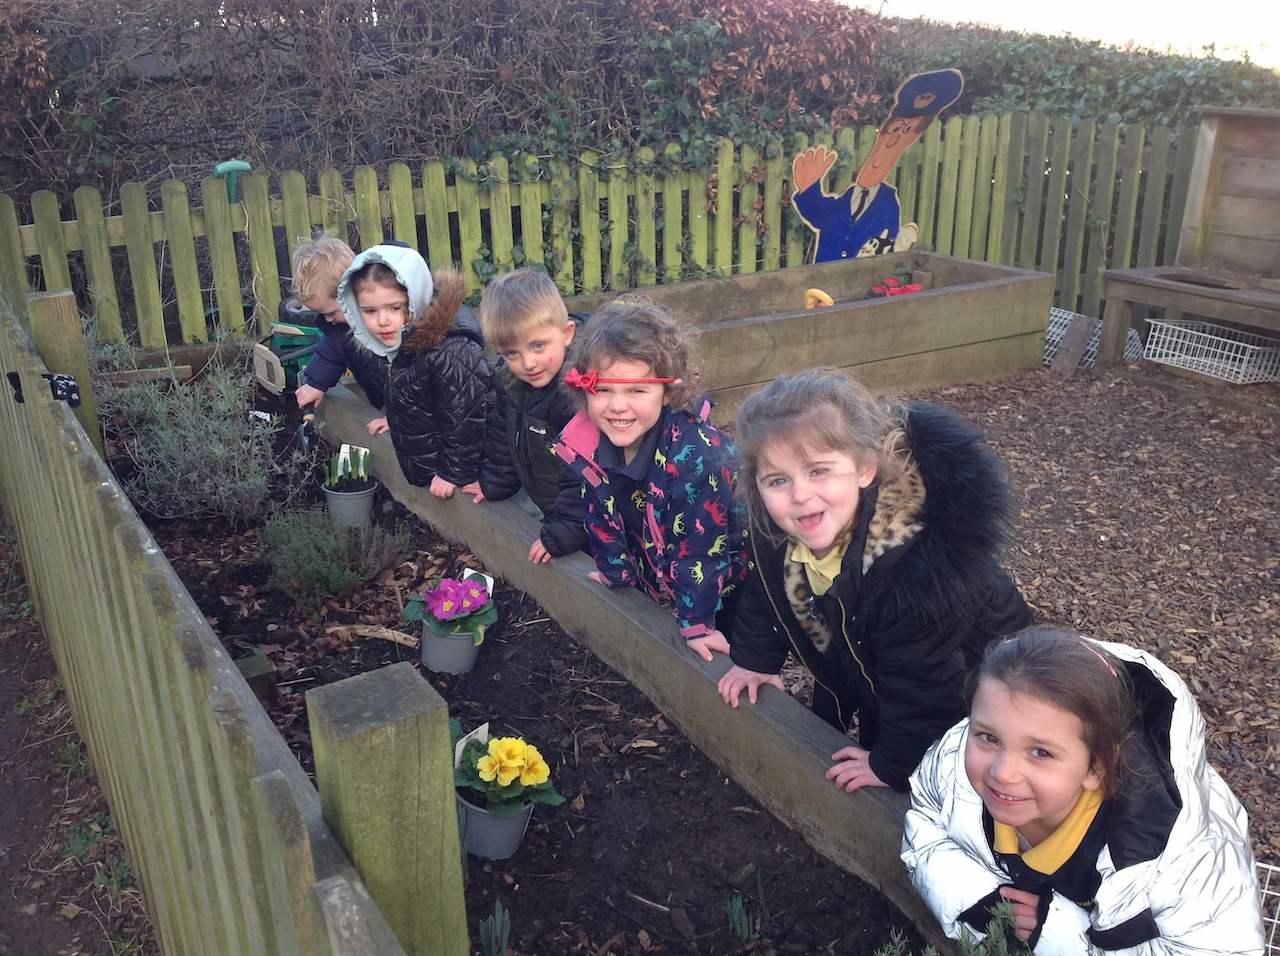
[902,626,1263,955]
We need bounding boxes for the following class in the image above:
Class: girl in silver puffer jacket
[903,626,1264,955]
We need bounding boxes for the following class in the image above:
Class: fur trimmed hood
[339,245,469,359]
[856,400,1020,621]
[403,270,468,354]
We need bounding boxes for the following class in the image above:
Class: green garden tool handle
[277,341,322,363]
[213,159,253,204]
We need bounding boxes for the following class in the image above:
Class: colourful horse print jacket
[554,403,747,639]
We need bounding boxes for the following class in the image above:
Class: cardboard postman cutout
[792,69,963,262]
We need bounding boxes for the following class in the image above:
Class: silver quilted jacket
[902,639,1264,955]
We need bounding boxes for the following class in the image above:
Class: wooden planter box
[569,251,1053,415]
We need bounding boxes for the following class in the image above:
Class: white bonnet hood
[338,244,434,358]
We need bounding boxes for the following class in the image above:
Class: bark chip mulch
[913,367,1279,863]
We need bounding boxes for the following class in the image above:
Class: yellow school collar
[789,534,851,597]
[993,788,1104,874]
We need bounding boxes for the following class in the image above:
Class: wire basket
[1144,319,1280,385]
[1263,862,1279,955]
[1043,308,1142,369]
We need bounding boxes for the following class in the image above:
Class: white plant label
[455,721,490,769]
[337,442,371,476]
[462,567,495,593]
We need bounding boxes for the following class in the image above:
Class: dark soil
[155,495,923,955]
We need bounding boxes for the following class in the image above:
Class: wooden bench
[1101,107,1280,367]
[1099,266,1280,365]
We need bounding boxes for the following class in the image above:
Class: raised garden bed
[568,252,1053,416]
[129,362,1278,955]
[154,501,924,955]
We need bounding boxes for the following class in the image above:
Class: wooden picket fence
[0,290,469,954]
[0,111,1196,348]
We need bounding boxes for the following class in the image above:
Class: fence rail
[0,111,1195,349]
[0,290,467,955]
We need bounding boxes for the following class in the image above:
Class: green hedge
[2,0,1277,196]
[881,19,1280,130]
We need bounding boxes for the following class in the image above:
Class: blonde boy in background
[462,269,589,561]
[290,236,388,435]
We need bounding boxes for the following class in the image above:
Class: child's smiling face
[355,280,409,346]
[584,358,668,464]
[498,320,576,388]
[755,439,876,557]
[964,676,1103,847]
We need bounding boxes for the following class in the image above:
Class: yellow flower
[494,737,528,767]
[496,763,521,787]
[520,754,550,786]
[476,754,500,782]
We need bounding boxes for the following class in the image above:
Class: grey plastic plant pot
[455,793,533,859]
[420,624,481,675]
[322,482,376,528]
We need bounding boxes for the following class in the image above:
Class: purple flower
[423,578,489,621]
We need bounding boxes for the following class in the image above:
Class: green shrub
[100,350,315,528]
[881,20,1280,130]
[262,508,409,612]
[875,900,1032,956]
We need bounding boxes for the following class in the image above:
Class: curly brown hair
[569,298,702,409]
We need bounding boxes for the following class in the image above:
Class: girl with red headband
[553,299,746,661]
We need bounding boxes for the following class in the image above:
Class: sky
[869,0,1280,68]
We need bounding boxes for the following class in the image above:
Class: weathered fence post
[251,770,323,956]
[27,290,104,458]
[307,663,468,956]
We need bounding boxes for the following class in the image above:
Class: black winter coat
[381,276,492,487]
[478,315,588,556]
[730,402,1031,790]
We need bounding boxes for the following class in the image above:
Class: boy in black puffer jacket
[338,244,490,498]
[461,269,588,561]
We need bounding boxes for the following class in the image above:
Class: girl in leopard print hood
[720,369,1031,792]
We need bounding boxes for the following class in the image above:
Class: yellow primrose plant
[451,720,566,817]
